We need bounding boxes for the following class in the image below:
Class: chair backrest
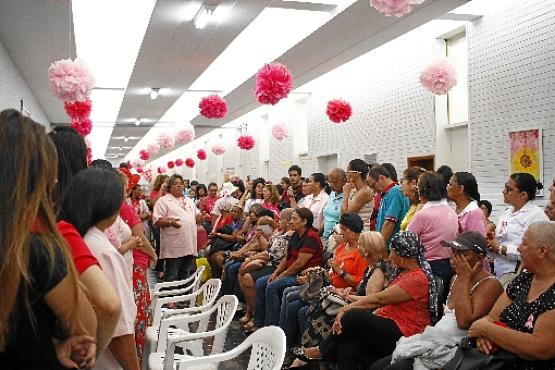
[153,265,205,293]
[162,295,238,370]
[176,326,286,370]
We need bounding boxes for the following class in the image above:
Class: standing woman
[487,173,549,278]
[150,174,169,276]
[447,172,486,235]
[153,174,201,282]
[296,173,330,234]
[342,159,374,231]
[399,167,425,231]
[0,110,97,369]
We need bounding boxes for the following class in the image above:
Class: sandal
[243,319,256,330]
[290,347,322,363]
[239,313,252,325]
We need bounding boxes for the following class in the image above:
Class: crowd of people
[1,108,555,370]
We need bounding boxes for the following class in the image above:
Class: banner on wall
[508,128,543,196]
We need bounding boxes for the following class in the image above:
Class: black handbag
[298,269,325,304]
[444,338,517,370]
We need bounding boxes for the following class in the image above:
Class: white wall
[0,40,49,128]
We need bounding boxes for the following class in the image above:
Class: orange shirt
[330,243,369,288]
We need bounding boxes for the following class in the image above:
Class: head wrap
[390,231,439,319]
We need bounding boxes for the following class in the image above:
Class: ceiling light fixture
[193,5,215,29]
[150,87,160,100]
[135,118,142,126]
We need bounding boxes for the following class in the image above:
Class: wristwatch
[340,270,347,278]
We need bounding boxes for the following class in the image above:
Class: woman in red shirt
[294,231,438,369]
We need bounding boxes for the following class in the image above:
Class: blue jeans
[254,274,297,327]
[222,260,242,297]
[298,305,310,341]
[279,286,302,329]
[283,297,307,348]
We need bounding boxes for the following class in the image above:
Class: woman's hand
[332,309,346,334]
[297,275,308,285]
[475,337,495,355]
[468,317,493,338]
[327,259,340,272]
[268,272,279,283]
[486,238,500,254]
[55,335,96,369]
[342,183,354,194]
[451,253,481,281]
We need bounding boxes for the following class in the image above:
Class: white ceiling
[0,0,468,163]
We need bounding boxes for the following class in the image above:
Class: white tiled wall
[0,40,49,128]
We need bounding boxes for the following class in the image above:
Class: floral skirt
[133,265,152,365]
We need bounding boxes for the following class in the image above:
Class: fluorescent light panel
[450,0,523,16]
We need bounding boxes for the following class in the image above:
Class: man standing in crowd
[368,165,409,246]
[280,165,304,208]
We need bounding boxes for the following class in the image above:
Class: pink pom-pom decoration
[64,98,92,121]
[175,159,184,167]
[254,62,293,105]
[71,117,93,136]
[136,167,144,174]
[419,59,457,95]
[271,123,288,141]
[211,144,226,156]
[167,161,175,169]
[157,166,167,174]
[369,0,425,17]
[326,99,352,123]
[143,168,153,182]
[185,158,195,168]
[147,142,160,155]
[139,149,150,161]
[199,95,228,119]
[197,149,207,160]
[176,129,195,144]
[157,132,175,149]
[237,135,256,150]
[48,58,95,102]
[131,159,144,169]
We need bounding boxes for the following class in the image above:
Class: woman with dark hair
[153,174,201,282]
[487,173,549,278]
[400,167,425,231]
[408,172,458,300]
[149,174,169,276]
[59,167,139,370]
[255,208,323,327]
[295,173,329,234]
[478,199,496,236]
[436,165,453,199]
[241,177,266,212]
[0,110,97,369]
[447,172,486,235]
[343,159,374,231]
[295,232,437,369]
[195,183,207,204]
[49,126,122,362]
[261,184,281,217]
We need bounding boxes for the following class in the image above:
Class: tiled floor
[147,270,251,369]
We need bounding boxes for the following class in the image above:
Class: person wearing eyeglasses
[487,173,549,278]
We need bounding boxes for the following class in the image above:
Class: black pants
[151,226,165,272]
[319,309,403,370]
[164,255,196,282]
[370,355,413,370]
[429,258,453,312]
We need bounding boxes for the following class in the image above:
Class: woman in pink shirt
[408,172,458,304]
[261,184,281,218]
[447,172,486,235]
[153,174,201,282]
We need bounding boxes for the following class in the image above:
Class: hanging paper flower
[271,123,288,141]
[197,149,207,160]
[136,167,144,174]
[326,99,352,123]
[157,132,175,149]
[147,142,160,155]
[139,149,150,161]
[71,117,93,136]
[369,0,425,17]
[237,135,256,150]
[419,59,457,95]
[175,158,184,167]
[199,95,228,119]
[185,158,195,168]
[143,168,153,182]
[48,58,95,102]
[176,129,195,144]
[254,62,293,105]
[131,159,144,169]
[64,98,92,121]
[157,166,167,174]
[167,161,175,169]
[211,144,226,156]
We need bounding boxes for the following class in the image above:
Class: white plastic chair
[176,326,286,370]
[144,279,221,370]
[151,266,205,308]
[148,295,238,370]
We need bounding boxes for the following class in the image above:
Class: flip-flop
[290,347,322,363]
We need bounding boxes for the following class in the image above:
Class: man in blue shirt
[368,165,409,247]
[322,168,347,245]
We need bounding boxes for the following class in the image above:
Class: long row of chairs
[144,267,286,370]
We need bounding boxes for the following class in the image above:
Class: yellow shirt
[400,204,418,231]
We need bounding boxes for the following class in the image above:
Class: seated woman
[254,208,323,328]
[281,213,369,351]
[60,168,140,370]
[0,110,97,370]
[466,221,555,370]
[238,208,295,328]
[295,231,437,370]
[371,231,503,370]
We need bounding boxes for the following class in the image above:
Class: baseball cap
[440,231,488,255]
